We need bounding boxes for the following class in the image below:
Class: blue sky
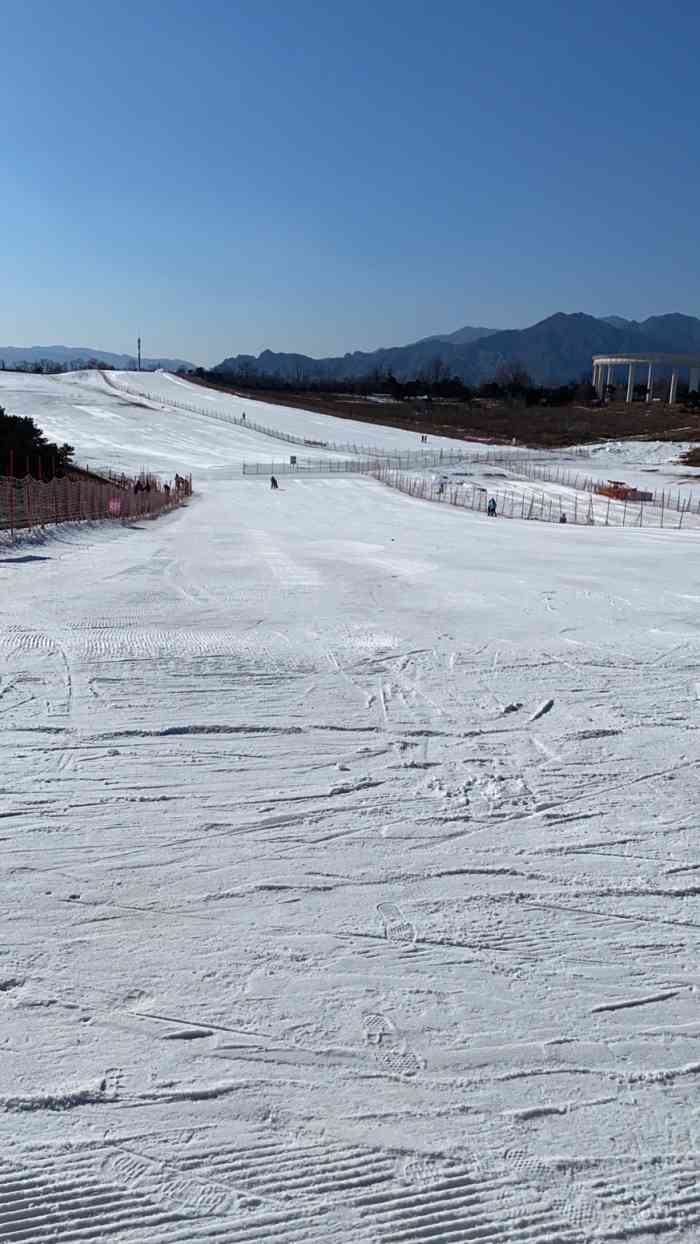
[2,0,699,365]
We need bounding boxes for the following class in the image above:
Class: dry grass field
[186,378,700,448]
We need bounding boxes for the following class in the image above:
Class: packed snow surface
[0,370,698,1242]
[112,369,490,455]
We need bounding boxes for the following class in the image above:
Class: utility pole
[137,337,141,371]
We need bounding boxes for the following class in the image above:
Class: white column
[592,361,598,386]
[689,367,700,393]
[646,362,653,402]
[606,365,613,385]
[596,365,606,398]
[669,369,679,404]
[626,362,636,403]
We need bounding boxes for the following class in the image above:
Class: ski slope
[0,369,520,478]
[0,370,348,476]
[111,368,491,456]
[1,375,699,1243]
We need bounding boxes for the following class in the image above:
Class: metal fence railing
[507,458,700,520]
[238,448,589,476]
[239,449,511,475]
[370,465,700,529]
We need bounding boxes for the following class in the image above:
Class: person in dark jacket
[270,476,279,490]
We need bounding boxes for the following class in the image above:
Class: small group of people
[419,434,429,444]
[132,472,191,498]
[486,496,568,523]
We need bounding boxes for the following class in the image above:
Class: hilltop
[0,344,194,371]
[214,312,700,386]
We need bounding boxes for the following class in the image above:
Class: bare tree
[495,361,532,390]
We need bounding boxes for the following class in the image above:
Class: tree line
[0,359,118,374]
[0,406,75,479]
[187,361,594,407]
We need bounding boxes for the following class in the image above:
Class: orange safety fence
[0,472,193,539]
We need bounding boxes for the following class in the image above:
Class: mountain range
[0,345,194,371]
[4,314,700,387]
[214,313,700,386]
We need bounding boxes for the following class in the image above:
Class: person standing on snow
[487,497,497,517]
[270,475,278,490]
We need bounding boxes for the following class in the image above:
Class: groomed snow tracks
[357,1167,581,1243]
[0,1137,392,1244]
[6,1139,697,1242]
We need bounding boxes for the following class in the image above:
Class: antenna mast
[137,336,142,371]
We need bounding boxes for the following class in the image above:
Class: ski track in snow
[0,370,699,1241]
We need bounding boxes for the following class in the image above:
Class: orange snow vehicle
[596,479,653,502]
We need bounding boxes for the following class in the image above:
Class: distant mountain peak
[0,345,194,371]
[213,310,700,387]
[417,324,501,347]
[600,316,633,329]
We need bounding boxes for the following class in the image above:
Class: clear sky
[2,0,699,365]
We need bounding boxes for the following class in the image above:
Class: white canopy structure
[592,352,700,403]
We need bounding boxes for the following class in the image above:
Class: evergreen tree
[0,405,75,477]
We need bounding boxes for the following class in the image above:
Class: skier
[270,475,279,490]
[487,497,497,517]
[241,412,246,421]
[559,512,567,523]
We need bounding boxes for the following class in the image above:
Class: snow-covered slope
[1,375,698,1242]
[0,369,499,476]
[111,368,489,455]
[0,370,344,475]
